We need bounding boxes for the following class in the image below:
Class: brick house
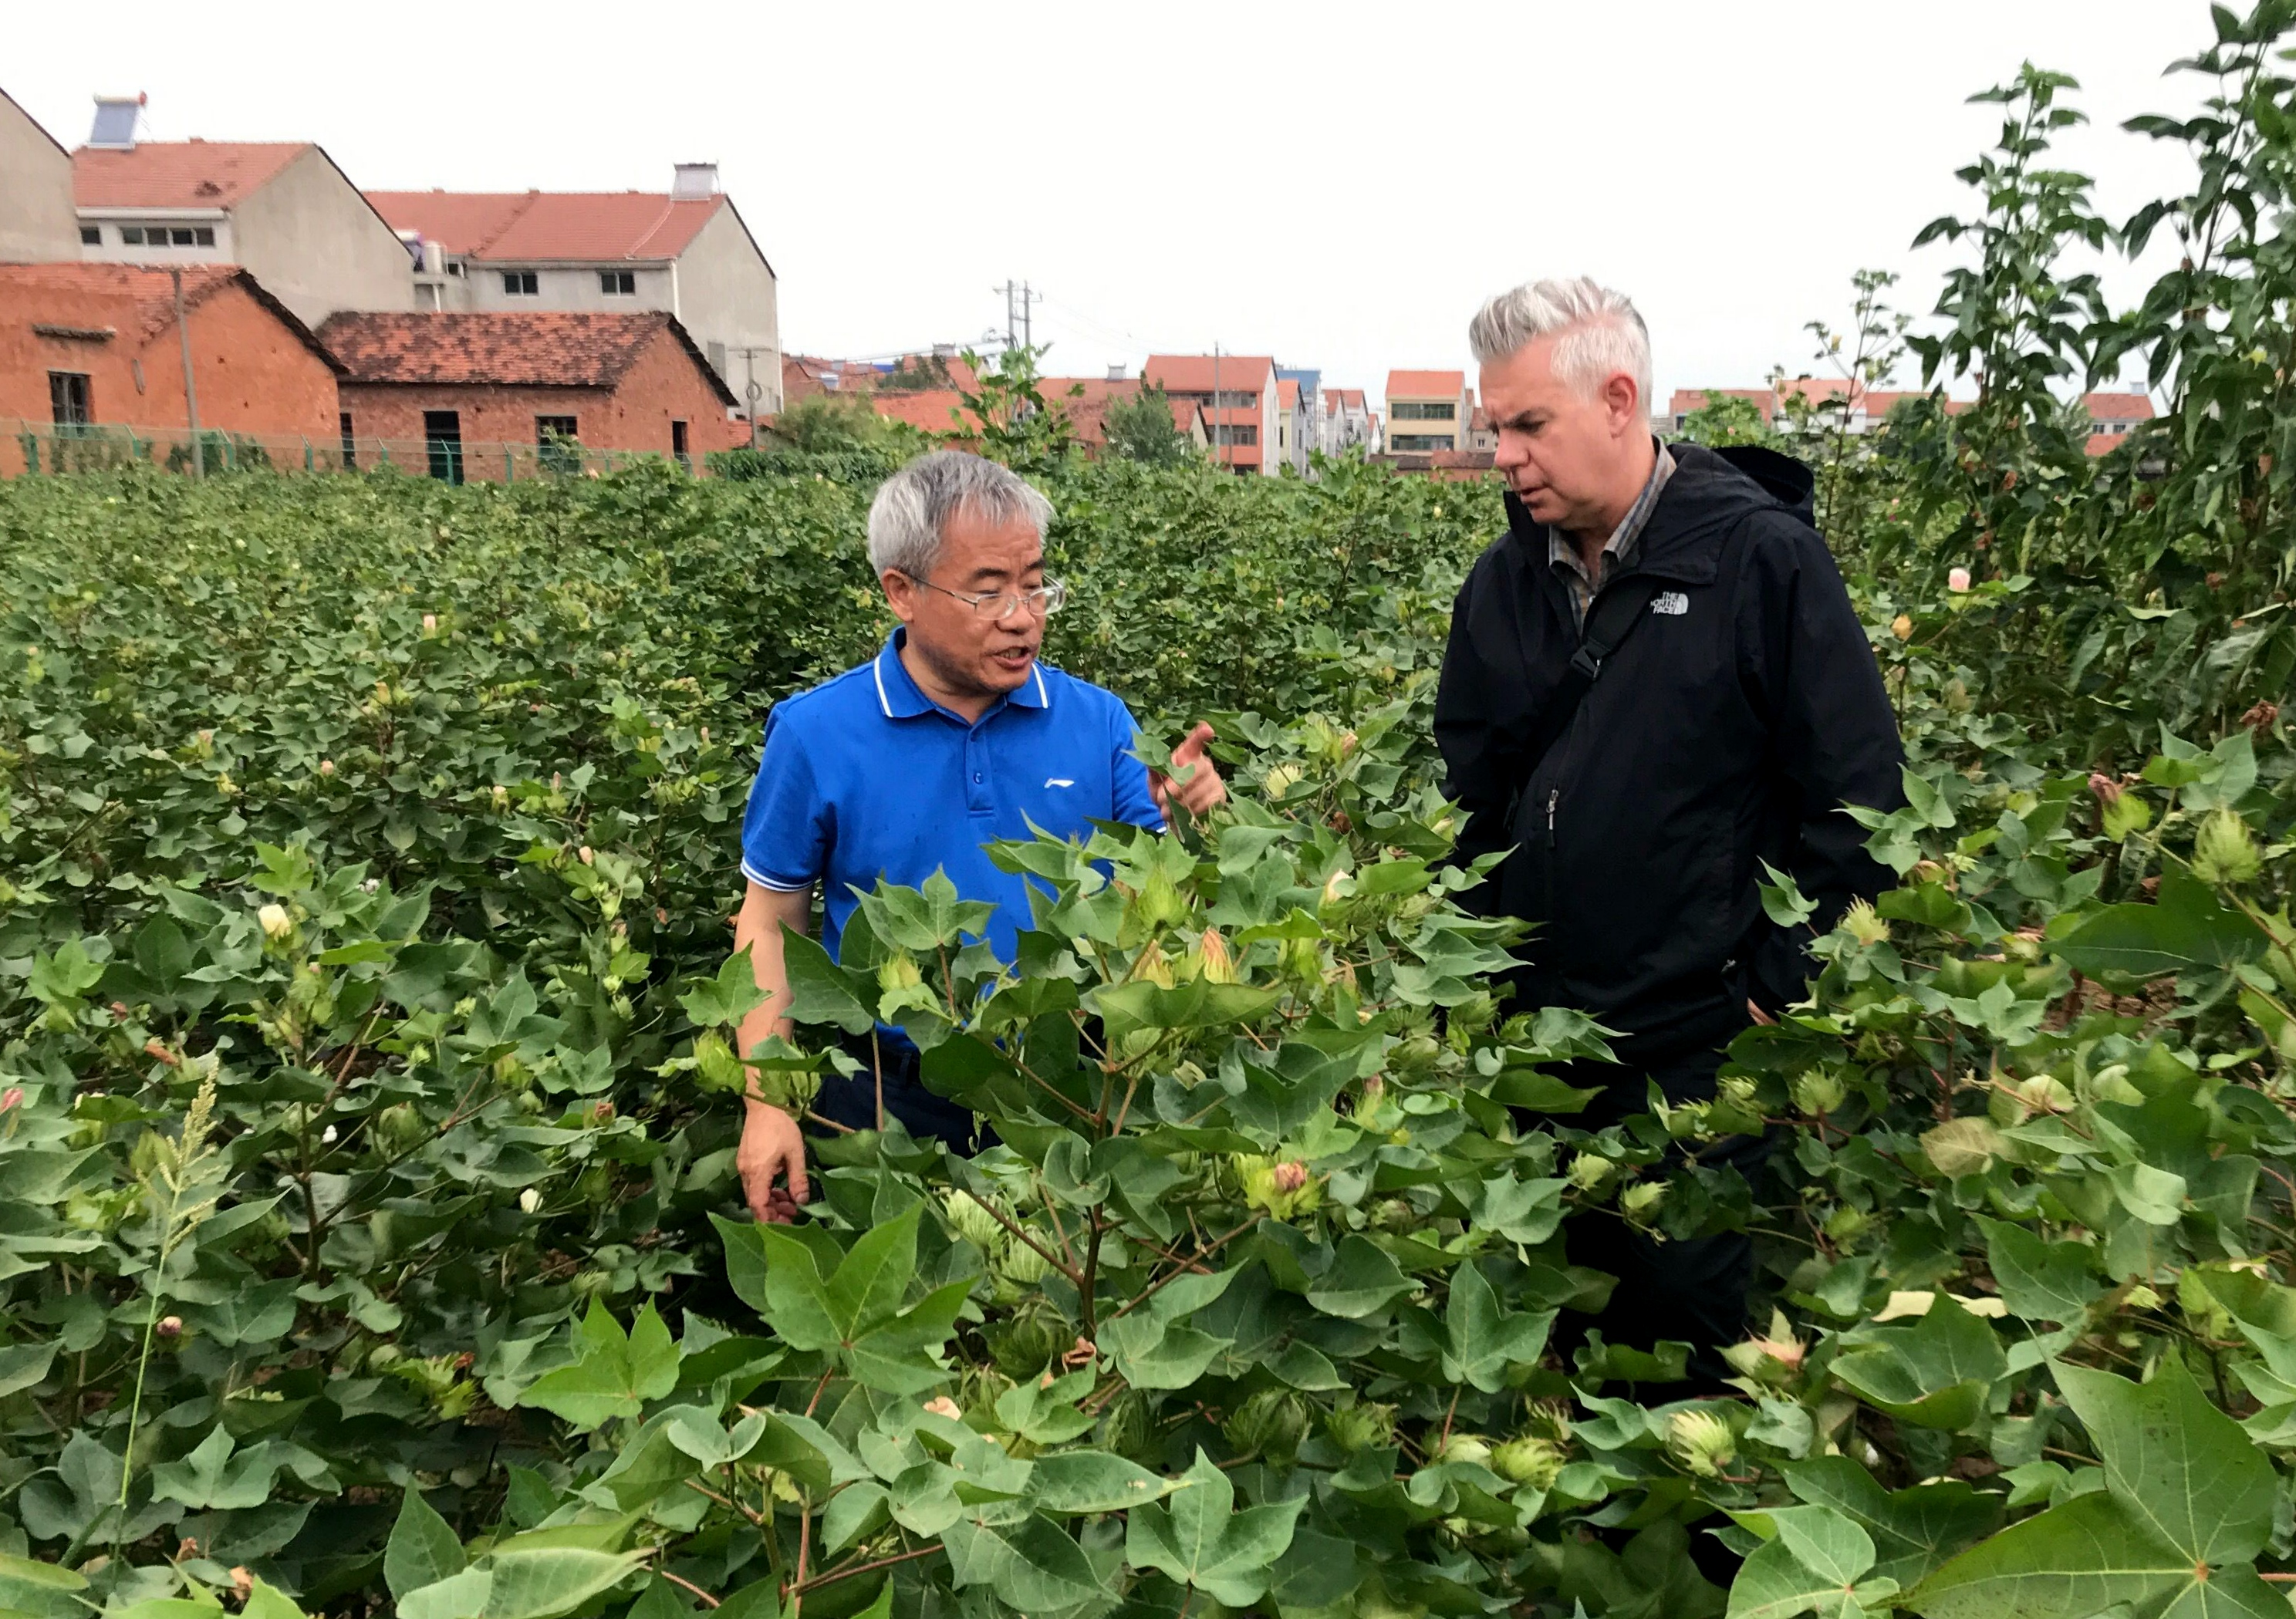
[317,310,743,480]
[1,262,343,471]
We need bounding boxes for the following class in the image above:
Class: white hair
[865,450,1054,578]
[1467,277,1653,411]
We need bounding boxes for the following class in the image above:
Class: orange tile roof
[1144,354,1275,393]
[1169,398,1203,434]
[0,261,340,368]
[1386,369,1464,397]
[365,189,727,261]
[866,389,980,434]
[317,309,731,402]
[1277,378,1299,409]
[1038,376,1139,446]
[73,140,309,208]
[2082,390,2155,420]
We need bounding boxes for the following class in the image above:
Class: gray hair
[866,450,1053,577]
[1467,277,1653,411]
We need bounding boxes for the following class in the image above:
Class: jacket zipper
[1545,787,1558,922]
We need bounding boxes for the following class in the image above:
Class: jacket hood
[1500,440,1818,585]
[1708,443,1816,526]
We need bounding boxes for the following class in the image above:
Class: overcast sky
[8,0,2224,410]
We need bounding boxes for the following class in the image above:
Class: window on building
[1211,390,1258,409]
[339,412,357,471]
[194,226,215,247]
[1213,424,1258,447]
[671,420,690,471]
[502,271,539,296]
[79,225,100,246]
[1393,401,1456,420]
[170,228,196,247]
[120,225,145,245]
[599,270,636,295]
[424,410,464,484]
[1391,433,1455,452]
[49,372,93,428]
[536,415,580,474]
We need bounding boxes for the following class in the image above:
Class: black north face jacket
[1435,443,1904,1062]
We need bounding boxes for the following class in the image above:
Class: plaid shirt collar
[1549,440,1676,623]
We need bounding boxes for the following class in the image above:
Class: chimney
[672,163,720,200]
[89,93,146,150]
[1106,364,1126,382]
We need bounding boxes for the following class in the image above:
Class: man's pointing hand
[1152,722,1228,820]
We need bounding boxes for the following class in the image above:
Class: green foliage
[1101,384,1193,468]
[22,8,2296,1616]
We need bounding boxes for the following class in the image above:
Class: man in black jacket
[1436,277,1904,1373]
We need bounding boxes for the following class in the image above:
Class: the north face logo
[1651,591,1690,616]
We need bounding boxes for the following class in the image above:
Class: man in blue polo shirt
[731,450,1227,1222]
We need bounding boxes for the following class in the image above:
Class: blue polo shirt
[741,629,1167,966]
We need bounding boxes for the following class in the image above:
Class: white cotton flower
[519,1188,542,1214]
[321,1125,338,1143]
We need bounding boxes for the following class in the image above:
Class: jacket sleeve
[1434,553,1528,898]
[1741,514,1906,1013]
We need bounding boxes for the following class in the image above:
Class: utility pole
[995,281,1042,352]
[171,268,203,477]
[728,345,775,449]
[1213,342,1223,471]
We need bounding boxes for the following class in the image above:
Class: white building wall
[669,204,780,411]
[0,93,81,261]
[228,147,417,323]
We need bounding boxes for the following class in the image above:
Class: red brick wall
[2,276,339,447]
[336,327,745,472]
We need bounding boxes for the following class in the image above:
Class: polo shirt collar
[872,629,1050,721]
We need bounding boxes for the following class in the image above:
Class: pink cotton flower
[1947,567,1973,592]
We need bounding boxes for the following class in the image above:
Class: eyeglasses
[903,575,1069,622]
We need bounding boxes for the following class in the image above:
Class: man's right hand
[738,1100,809,1223]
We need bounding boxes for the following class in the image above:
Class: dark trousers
[1544,1044,1768,1391]
[809,1036,990,1155]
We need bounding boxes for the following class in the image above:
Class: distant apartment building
[1146,353,1279,474]
[1321,388,1374,455]
[1667,379,2149,455]
[69,100,414,329]
[1384,369,1469,452]
[366,167,779,415]
[1274,378,1306,474]
[2079,390,2154,453]
[783,348,974,406]
[1464,389,1497,452]
[0,89,80,261]
[1276,366,1321,471]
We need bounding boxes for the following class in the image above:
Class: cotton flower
[258,903,292,939]
[1948,566,1973,592]
[320,1125,338,1144]
[519,1188,542,1213]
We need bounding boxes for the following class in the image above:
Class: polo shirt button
[972,772,982,783]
